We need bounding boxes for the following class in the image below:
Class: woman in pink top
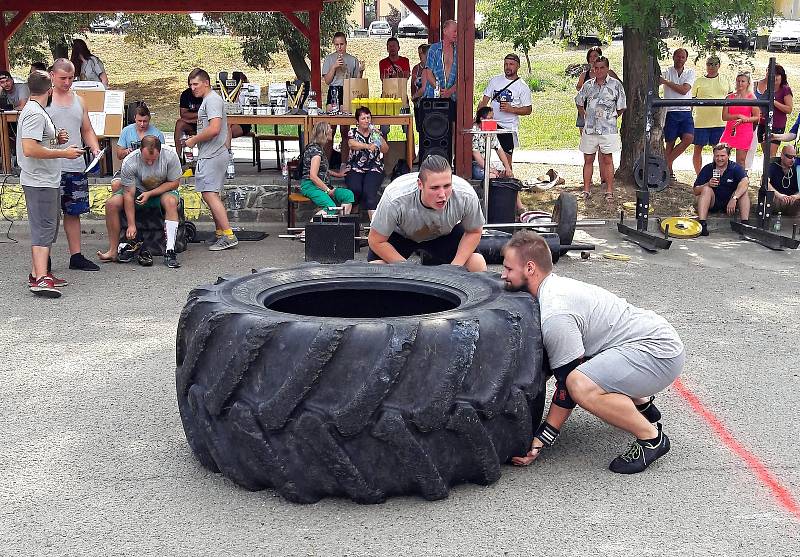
[720,72,761,166]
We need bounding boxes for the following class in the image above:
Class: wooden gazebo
[0,0,476,175]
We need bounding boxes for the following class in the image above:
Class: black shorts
[710,190,735,213]
[326,86,344,107]
[497,126,514,155]
[367,223,466,264]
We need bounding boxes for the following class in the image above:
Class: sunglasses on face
[783,153,796,159]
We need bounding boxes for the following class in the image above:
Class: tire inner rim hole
[264,283,462,318]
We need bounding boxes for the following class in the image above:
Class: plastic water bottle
[773,212,782,232]
[307,90,318,115]
[281,160,288,179]
[226,152,235,180]
[434,78,441,99]
[182,132,194,163]
[331,88,340,113]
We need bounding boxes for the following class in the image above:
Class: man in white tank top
[48,58,102,271]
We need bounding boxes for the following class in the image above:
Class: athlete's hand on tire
[511,438,544,466]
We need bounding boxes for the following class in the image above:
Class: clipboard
[84,148,106,175]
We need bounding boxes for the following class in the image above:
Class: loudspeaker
[305,221,356,263]
[418,98,453,164]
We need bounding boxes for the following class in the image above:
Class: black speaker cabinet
[418,98,454,164]
[305,221,356,264]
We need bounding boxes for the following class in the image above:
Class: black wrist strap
[535,422,560,448]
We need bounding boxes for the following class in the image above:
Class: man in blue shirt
[768,144,800,216]
[423,20,458,101]
[116,104,165,160]
[693,143,750,235]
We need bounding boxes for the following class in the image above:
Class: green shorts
[299,179,355,215]
[113,188,180,210]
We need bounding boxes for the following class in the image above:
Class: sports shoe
[163,250,181,268]
[117,241,140,264]
[137,249,154,267]
[29,275,62,298]
[636,396,662,423]
[28,273,68,288]
[609,423,670,474]
[69,253,100,271]
[208,234,239,251]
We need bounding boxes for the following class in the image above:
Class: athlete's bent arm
[451,227,482,267]
[367,228,405,263]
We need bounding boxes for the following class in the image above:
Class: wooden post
[309,9,322,104]
[0,11,32,69]
[428,0,441,44]
[441,0,455,24]
[454,0,475,177]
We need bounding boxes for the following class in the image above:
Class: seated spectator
[768,144,800,216]
[97,136,183,268]
[225,73,252,153]
[116,104,165,160]
[693,143,750,236]
[346,106,388,220]
[471,106,512,180]
[0,70,29,109]
[301,121,353,216]
[174,76,203,155]
[71,39,108,86]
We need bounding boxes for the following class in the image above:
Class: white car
[368,20,392,37]
[768,19,800,52]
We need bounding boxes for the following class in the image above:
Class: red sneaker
[28,273,68,288]
[29,275,62,298]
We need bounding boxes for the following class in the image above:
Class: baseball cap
[504,53,520,64]
[0,70,12,79]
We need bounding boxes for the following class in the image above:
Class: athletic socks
[223,228,235,237]
[215,229,223,238]
[165,220,179,252]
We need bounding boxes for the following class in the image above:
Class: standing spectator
[183,68,238,251]
[17,71,83,297]
[768,144,800,216]
[47,58,102,271]
[755,64,793,159]
[477,53,532,170]
[300,121,353,216]
[116,104,165,160]
[575,47,620,134]
[719,72,760,167]
[575,56,626,201]
[70,39,108,87]
[379,37,410,78]
[691,55,730,175]
[471,106,512,180]
[693,143,750,235]
[346,107,388,220]
[423,20,458,101]
[174,75,203,156]
[411,43,431,101]
[0,70,29,109]
[322,32,365,162]
[661,48,695,179]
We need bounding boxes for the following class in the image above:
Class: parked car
[768,19,800,52]
[710,18,756,50]
[368,20,392,37]
[397,14,428,38]
[89,18,124,34]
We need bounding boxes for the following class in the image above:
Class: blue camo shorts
[60,172,90,216]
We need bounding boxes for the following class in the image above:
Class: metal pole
[483,133,491,217]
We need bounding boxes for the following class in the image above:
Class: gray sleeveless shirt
[46,94,86,173]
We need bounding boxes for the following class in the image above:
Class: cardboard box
[76,89,125,137]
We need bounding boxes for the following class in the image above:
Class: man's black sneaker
[636,396,662,423]
[69,253,100,271]
[137,249,154,267]
[609,423,670,474]
[163,250,181,268]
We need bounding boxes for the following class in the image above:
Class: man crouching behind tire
[367,154,487,271]
[502,231,685,474]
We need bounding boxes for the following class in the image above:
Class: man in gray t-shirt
[367,155,486,271]
[98,136,184,268]
[322,31,365,161]
[184,67,237,251]
[501,231,684,475]
[0,72,29,109]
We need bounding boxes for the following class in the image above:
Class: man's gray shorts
[23,185,60,247]
[578,346,685,399]
[194,153,228,194]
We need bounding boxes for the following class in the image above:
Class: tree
[386,5,402,36]
[214,2,355,80]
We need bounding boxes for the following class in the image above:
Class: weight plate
[659,216,702,238]
[622,201,654,214]
[633,155,670,192]
[552,192,577,245]
[602,252,631,261]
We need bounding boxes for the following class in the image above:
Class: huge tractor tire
[176,262,546,504]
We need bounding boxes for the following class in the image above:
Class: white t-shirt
[537,274,684,368]
[371,172,485,242]
[662,66,695,112]
[482,74,532,132]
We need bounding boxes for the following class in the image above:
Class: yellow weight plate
[602,253,631,261]
[622,201,654,214]
[660,217,701,239]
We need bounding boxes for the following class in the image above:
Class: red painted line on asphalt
[673,378,800,521]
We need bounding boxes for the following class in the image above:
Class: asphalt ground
[1,218,798,556]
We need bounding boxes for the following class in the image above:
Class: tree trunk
[523,50,531,74]
[286,47,311,81]
[617,24,664,191]
[49,35,69,60]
